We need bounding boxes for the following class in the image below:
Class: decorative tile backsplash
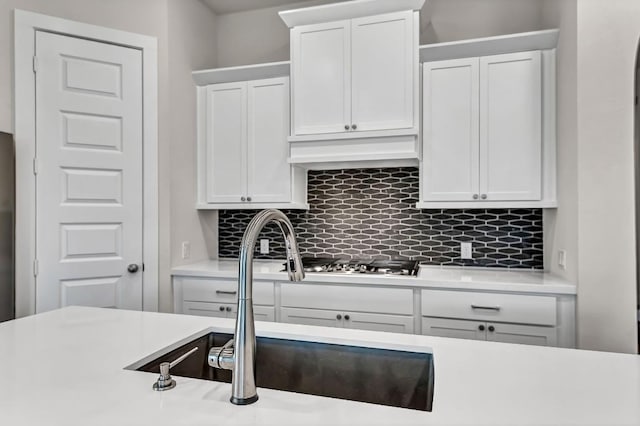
[218,168,543,269]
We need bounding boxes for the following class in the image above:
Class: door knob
[127,264,139,273]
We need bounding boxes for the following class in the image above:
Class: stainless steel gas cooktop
[282,257,420,276]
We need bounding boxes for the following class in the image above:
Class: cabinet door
[205,82,247,203]
[351,11,415,132]
[247,78,291,203]
[291,20,351,135]
[280,307,343,328]
[422,58,480,201]
[486,323,557,347]
[422,317,486,341]
[254,306,276,322]
[345,312,414,334]
[479,51,542,201]
[183,301,233,319]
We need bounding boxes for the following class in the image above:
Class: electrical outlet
[558,250,567,270]
[460,242,473,259]
[181,241,191,259]
[260,239,269,255]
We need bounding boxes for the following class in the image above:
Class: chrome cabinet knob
[478,325,485,331]
[488,325,495,332]
[127,264,139,273]
[351,124,357,130]
[219,306,225,312]
[473,194,479,200]
[481,194,488,200]
[241,196,246,202]
[344,124,350,130]
[247,196,252,202]
[344,314,350,321]
[336,314,342,320]
[226,306,232,312]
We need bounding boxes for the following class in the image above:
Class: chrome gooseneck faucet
[208,209,305,405]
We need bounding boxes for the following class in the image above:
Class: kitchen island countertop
[1,306,638,425]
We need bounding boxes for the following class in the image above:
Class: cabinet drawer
[280,283,413,315]
[421,289,556,326]
[181,278,274,305]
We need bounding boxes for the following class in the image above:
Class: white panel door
[422,317,487,341]
[291,20,351,135]
[351,11,415,132]
[206,82,247,203]
[247,78,291,203]
[480,51,542,201]
[35,32,143,313]
[345,312,414,334]
[486,323,557,347]
[280,307,344,328]
[422,58,480,201]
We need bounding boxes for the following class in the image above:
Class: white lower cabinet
[279,282,414,334]
[280,307,414,334]
[422,317,557,346]
[422,317,486,341]
[172,274,574,348]
[421,289,569,347]
[173,277,276,322]
[184,301,275,322]
[485,322,557,346]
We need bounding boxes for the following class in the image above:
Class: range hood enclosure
[287,130,420,170]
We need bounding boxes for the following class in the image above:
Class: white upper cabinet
[422,57,480,202]
[419,36,556,209]
[349,11,415,132]
[247,78,291,203]
[195,67,308,210]
[480,51,542,201]
[282,0,423,168]
[205,82,247,204]
[291,10,415,137]
[291,20,351,135]
[422,51,542,204]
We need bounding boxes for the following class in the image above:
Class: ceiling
[202,0,348,15]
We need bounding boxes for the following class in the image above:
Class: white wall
[166,0,218,311]
[573,0,639,353]
[215,0,546,67]
[541,0,578,283]
[0,0,170,133]
[0,0,218,313]
[421,0,543,44]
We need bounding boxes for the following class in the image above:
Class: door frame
[13,10,159,316]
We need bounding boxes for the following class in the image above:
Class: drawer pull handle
[471,304,501,311]
[216,290,237,295]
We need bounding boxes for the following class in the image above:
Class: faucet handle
[152,347,198,391]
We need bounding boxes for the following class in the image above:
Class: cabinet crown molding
[279,0,425,28]
[419,29,559,62]
[192,61,289,86]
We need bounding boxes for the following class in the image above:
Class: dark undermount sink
[133,332,434,411]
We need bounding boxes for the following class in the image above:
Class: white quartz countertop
[172,260,576,295]
[1,306,638,425]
